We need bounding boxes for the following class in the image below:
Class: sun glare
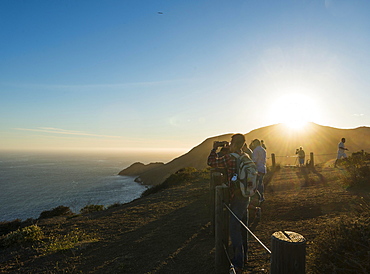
[269,93,319,130]
[284,120,308,130]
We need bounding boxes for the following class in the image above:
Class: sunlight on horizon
[284,120,308,130]
[268,93,321,130]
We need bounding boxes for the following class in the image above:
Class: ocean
[0,150,176,222]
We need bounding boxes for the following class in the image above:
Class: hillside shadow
[296,166,327,187]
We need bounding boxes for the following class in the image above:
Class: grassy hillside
[1,160,369,273]
[136,123,370,185]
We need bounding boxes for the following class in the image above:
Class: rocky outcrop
[118,162,164,177]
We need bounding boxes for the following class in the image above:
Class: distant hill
[121,123,370,185]
[118,162,164,177]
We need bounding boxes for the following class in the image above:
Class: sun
[268,93,320,130]
[284,119,308,130]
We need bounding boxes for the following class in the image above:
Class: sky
[1,0,369,155]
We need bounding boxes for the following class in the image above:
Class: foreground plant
[3,224,44,247]
[41,227,98,254]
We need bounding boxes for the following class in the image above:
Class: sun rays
[268,93,321,131]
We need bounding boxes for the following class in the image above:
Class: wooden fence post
[271,153,276,168]
[310,152,314,167]
[210,169,226,234]
[215,185,230,273]
[271,231,306,274]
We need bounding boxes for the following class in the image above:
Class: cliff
[118,162,164,177]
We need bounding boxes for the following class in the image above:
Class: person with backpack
[252,139,267,203]
[207,134,257,274]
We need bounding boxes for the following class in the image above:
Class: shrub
[3,225,44,247]
[39,205,74,219]
[107,202,122,209]
[42,227,98,254]
[80,204,105,214]
[341,152,370,189]
[0,219,23,237]
[310,214,370,273]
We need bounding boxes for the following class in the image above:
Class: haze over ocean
[0,150,176,222]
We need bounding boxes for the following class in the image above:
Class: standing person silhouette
[261,140,266,150]
[296,147,305,167]
[252,139,267,204]
[242,143,253,158]
[334,138,348,167]
[207,134,252,274]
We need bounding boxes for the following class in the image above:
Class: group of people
[296,137,349,168]
[207,134,349,273]
[207,134,266,273]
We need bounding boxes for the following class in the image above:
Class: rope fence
[210,149,369,273]
[224,203,271,254]
[270,151,370,167]
[211,176,307,274]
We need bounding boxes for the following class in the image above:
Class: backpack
[230,152,258,197]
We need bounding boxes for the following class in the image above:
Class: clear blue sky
[1,0,369,153]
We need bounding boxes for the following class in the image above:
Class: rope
[273,152,350,158]
[224,203,272,254]
[223,244,236,274]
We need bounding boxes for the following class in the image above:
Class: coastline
[0,175,146,223]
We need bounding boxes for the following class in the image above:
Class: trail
[267,163,337,194]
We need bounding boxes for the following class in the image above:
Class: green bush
[3,225,44,247]
[42,227,98,254]
[39,205,74,219]
[80,204,105,214]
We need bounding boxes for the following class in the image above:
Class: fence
[270,152,316,168]
[210,171,306,274]
[269,152,359,167]
[211,150,369,272]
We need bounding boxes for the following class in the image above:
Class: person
[242,143,253,158]
[249,139,257,152]
[207,134,250,274]
[251,139,267,203]
[334,138,348,167]
[261,140,266,150]
[296,147,305,167]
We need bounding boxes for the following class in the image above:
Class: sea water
[0,150,173,222]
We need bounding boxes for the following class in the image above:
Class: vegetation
[1,161,369,273]
[1,224,97,255]
[41,227,98,254]
[80,204,105,214]
[2,224,43,247]
[0,219,32,237]
[39,205,74,219]
[140,167,209,197]
[341,151,370,189]
[307,154,370,273]
[310,207,370,273]
[106,202,123,209]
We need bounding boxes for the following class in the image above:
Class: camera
[214,141,229,147]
